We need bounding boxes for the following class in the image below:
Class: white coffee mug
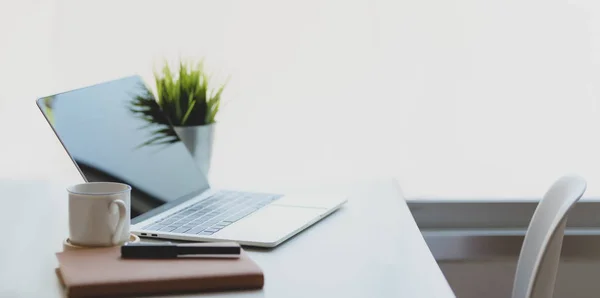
[67,182,131,247]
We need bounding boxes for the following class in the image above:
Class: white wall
[4,0,600,198]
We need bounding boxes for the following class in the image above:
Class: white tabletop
[0,178,455,298]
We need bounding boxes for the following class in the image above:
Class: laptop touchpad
[273,194,345,209]
[215,205,325,245]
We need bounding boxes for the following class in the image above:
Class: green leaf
[181,100,196,125]
[129,58,228,149]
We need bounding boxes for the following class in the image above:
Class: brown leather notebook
[55,246,264,298]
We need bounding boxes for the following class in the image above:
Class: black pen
[121,242,241,259]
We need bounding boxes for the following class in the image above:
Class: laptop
[36,75,347,248]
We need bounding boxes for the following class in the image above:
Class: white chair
[512,175,587,298]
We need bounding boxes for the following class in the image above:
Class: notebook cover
[55,246,264,298]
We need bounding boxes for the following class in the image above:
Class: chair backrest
[512,175,587,298]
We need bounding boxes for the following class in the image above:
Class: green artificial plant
[154,60,225,126]
[128,59,226,148]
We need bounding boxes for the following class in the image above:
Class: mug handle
[109,199,127,245]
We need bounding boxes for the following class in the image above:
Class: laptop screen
[37,75,210,221]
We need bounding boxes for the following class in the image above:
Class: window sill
[424,233,600,262]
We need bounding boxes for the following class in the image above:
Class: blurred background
[3,0,600,199]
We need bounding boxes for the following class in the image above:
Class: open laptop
[36,75,347,248]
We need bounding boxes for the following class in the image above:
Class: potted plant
[129,59,226,176]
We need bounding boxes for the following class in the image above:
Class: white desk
[0,178,455,298]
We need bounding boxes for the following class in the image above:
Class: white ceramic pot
[173,124,215,177]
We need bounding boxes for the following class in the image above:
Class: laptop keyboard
[143,190,282,236]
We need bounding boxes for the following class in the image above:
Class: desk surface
[0,178,454,298]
